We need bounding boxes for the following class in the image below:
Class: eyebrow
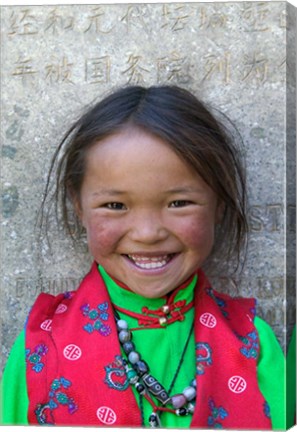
[164,186,204,194]
[91,186,205,197]
[91,189,127,197]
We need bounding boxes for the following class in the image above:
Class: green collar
[98,264,197,317]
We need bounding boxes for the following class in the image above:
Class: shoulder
[27,262,100,322]
[254,316,284,360]
[254,318,285,430]
[197,270,256,318]
[210,287,257,322]
[26,262,107,335]
[26,291,74,331]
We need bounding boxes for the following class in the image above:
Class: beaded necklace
[114,310,196,428]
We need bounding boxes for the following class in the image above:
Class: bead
[117,319,128,331]
[175,407,188,416]
[128,351,140,364]
[113,311,197,420]
[171,394,187,409]
[126,368,138,384]
[149,412,161,427]
[122,341,135,354]
[190,378,197,388]
[187,403,195,414]
[182,386,196,401]
[142,374,170,405]
[197,364,204,375]
[135,382,146,395]
[161,305,170,314]
[118,330,131,343]
[134,360,149,376]
[159,317,167,326]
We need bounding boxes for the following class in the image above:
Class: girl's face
[77,127,222,298]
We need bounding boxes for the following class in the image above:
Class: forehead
[87,127,172,162]
[82,127,215,198]
[85,127,191,179]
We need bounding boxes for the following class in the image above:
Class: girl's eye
[104,202,126,210]
[169,200,192,208]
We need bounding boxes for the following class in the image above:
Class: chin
[130,282,177,299]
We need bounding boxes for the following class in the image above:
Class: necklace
[114,310,196,427]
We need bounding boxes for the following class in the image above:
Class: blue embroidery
[208,398,228,428]
[196,342,213,375]
[206,288,229,318]
[264,401,271,418]
[26,344,48,373]
[104,355,129,391]
[236,330,259,359]
[80,301,111,336]
[35,377,78,425]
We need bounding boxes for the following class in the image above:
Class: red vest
[25,262,272,428]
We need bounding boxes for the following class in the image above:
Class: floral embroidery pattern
[236,330,259,359]
[206,288,229,318]
[26,344,48,373]
[104,355,129,391]
[208,398,228,428]
[35,377,78,425]
[80,301,111,336]
[196,342,213,375]
[63,291,74,299]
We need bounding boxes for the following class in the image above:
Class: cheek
[84,217,124,256]
[175,216,216,250]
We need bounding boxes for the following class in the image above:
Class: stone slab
[0,2,296,372]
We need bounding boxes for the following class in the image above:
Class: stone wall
[1,2,296,373]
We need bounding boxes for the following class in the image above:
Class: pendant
[149,412,162,428]
[142,373,170,404]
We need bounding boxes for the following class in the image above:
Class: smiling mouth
[126,254,176,270]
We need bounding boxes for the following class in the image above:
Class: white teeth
[135,260,167,269]
[127,254,171,269]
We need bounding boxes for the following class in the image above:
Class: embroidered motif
[208,398,228,428]
[40,319,52,332]
[35,377,78,425]
[206,288,229,318]
[63,344,82,360]
[199,312,217,328]
[196,342,213,375]
[97,406,117,425]
[263,401,271,419]
[236,330,259,359]
[25,344,48,373]
[35,403,54,425]
[80,301,111,336]
[55,304,68,314]
[228,376,247,393]
[104,355,129,391]
[63,291,74,299]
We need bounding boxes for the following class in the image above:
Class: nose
[128,210,169,245]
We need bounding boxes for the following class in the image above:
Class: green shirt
[286,326,296,427]
[0,266,286,428]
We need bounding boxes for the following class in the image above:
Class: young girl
[1,85,285,429]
